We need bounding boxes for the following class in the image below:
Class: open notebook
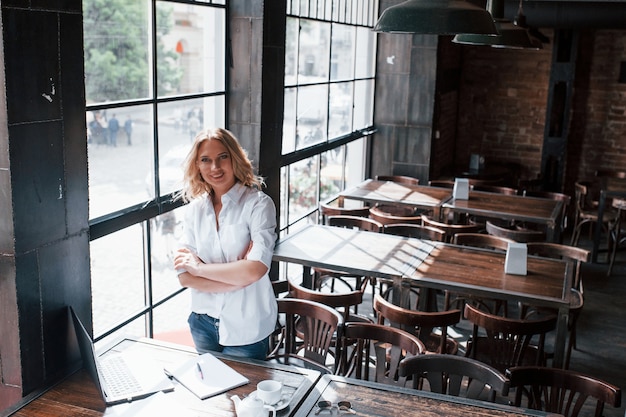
[163,351,249,400]
[69,307,174,405]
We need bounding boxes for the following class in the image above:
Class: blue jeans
[187,312,269,360]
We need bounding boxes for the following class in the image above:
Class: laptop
[69,307,174,405]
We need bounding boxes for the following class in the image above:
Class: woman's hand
[174,248,203,276]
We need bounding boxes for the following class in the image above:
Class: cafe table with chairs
[272,223,573,370]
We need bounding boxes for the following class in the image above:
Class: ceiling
[501,1,626,28]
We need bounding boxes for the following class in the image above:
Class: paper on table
[163,352,249,400]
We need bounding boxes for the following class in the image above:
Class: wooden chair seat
[506,366,622,417]
[400,354,510,403]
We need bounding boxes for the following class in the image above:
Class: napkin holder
[453,178,470,200]
[505,242,527,275]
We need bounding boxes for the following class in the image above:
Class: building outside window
[279,0,378,280]
[84,0,378,345]
[84,0,226,345]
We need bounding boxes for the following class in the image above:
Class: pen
[196,362,204,380]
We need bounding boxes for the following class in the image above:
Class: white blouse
[179,182,278,345]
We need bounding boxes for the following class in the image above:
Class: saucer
[249,391,290,411]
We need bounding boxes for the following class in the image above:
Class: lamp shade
[373,0,499,35]
[452,19,542,49]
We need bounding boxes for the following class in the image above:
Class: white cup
[256,380,283,405]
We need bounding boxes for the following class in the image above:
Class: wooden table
[442,190,563,242]
[8,338,321,417]
[294,374,559,417]
[273,225,572,369]
[339,179,452,218]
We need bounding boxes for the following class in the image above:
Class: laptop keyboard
[100,354,143,397]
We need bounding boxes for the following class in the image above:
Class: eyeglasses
[314,400,356,415]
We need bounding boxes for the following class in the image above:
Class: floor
[560,233,626,417]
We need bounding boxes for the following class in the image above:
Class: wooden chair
[287,279,372,325]
[266,298,344,374]
[314,213,380,292]
[319,198,370,224]
[506,366,622,417]
[421,215,482,243]
[608,197,626,276]
[428,180,455,189]
[524,242,590,368]
[452,233,515,251]
[447,233,517,314]
[472,185,518,195]
[570,181,619,247]
[526,242,590,294]
[399,354,510,402]
[383,223,446,241]
[327,214,385,297]
[485,219,546,243]
[373,294,461,355]
[337,322,426,387]
[524,190,571,234]
[464,303,557,374]
[375,175,420,186]
[369,205,422,225]
[328,215,383,232]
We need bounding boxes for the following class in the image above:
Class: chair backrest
[453,233,516,252]
[328,215,383,232]
[573,181,594,213]
[506,366,622,417]
[373,294,460,354]
[319,199,370,224]
[287,279,368,323]
[369,205,422,225]
[421,215,482,243]
[524,190,571,230]
[472,185,518,195]
[338,322,425,387]
[464,303,557,374]
[428,180,455,189]
[271,279,290,297]
[375,175,420,186]
[267,298,344,374]
[526,242,590,293]
[383,223,446,242]
[399,354,510,403]
[485,220,546,243]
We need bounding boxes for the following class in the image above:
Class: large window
[280,0,378,231]
[84,0,227,344]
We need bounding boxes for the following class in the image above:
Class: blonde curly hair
[179,128,264,202]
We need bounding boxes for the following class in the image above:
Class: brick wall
[571,30,626,187]
[454,34,553,183]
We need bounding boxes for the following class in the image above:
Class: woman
[173,128,277,360]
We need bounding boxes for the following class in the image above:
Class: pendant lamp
[373,0,498,35]
[452,0,541,49]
